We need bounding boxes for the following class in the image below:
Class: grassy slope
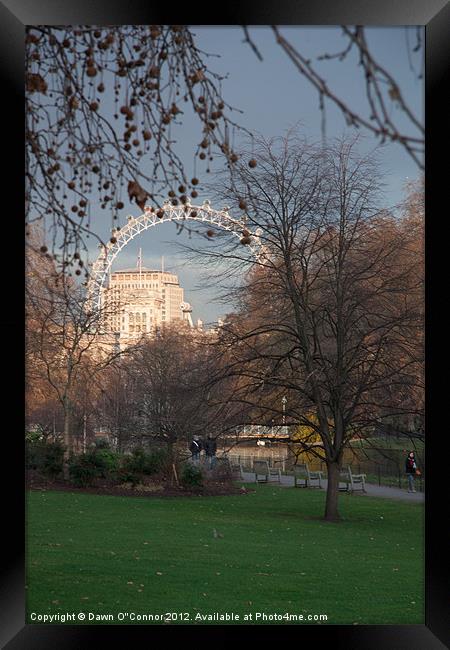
[26,485,424,625]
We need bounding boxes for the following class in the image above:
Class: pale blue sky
[84,26,424,325]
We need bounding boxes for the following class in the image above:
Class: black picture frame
[3,1,448,647]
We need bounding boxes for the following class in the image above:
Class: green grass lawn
[26,484,424,625]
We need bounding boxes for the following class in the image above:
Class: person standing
[204,435,217,469]
[189,436,202,463]
[405,451,419,492]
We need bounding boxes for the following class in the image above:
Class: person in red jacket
[405,451,419,492]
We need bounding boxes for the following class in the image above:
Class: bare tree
[245,26,424,168]
[26,237,126,471]
[103,324,245,460]
[25,25,250,273]
[206,132,423,521]
[25,25,423,280]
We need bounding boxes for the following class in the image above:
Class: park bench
[293,463,323,488]
[253,460,281,483]
[228,459,244,479]
[339,466,366,493]
[348,466,366,493]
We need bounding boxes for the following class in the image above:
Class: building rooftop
[111,267,175,274]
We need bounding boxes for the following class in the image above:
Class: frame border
[3,1,448,647]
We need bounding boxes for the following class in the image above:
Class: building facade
[102,265,193,348]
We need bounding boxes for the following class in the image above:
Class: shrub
[122,448,168,476]
[86,448,121,478]
[26,441,64,478]
[116,467,140,486]
[68,455,99,487]
[43,442,65,478]
[180,463,204,488]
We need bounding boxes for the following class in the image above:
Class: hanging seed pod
[156,209,164,218]
[191,177,199,185]
[249,159,257,168]
[239,199,247,211]
[240,236,251,245]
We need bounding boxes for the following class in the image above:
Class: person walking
[189,436,202,463]
[405,451,419,492]
[204,435,217,469]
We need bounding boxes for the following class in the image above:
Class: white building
[102,257,194,347]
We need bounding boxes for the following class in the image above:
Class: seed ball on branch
[156,209,164,218]
[240,236,252,245]
[248,159,257,168]
[239,199,247,211]
[191,177,199,185]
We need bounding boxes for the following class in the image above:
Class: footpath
[241,471,424,502]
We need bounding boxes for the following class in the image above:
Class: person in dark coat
[204,435,217,469]
[405,451,419,492]
[189,436,202,463]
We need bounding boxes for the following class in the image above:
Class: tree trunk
[62,402,71,480]
[324,460,341,522]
